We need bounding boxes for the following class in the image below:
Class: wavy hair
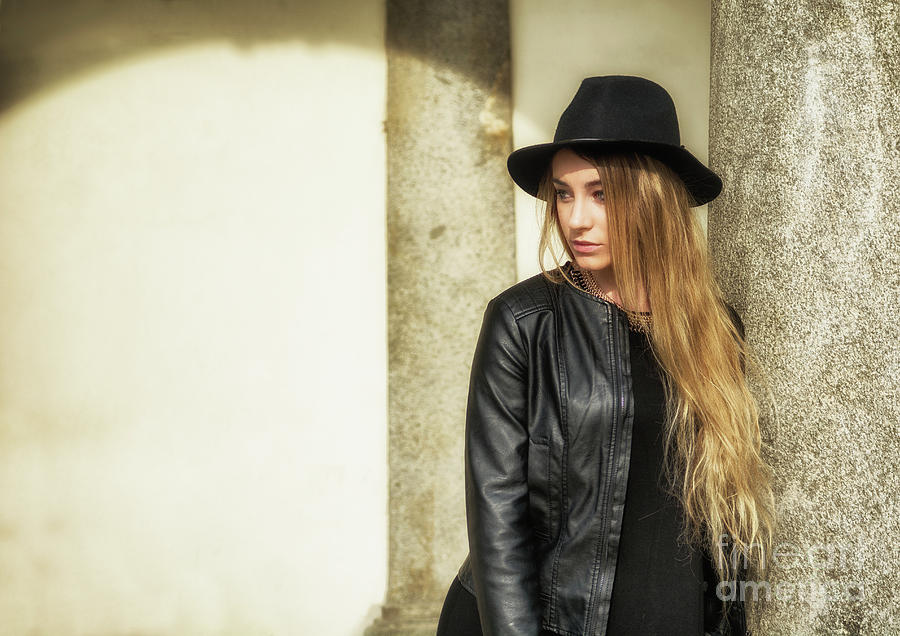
[537,150,777,623]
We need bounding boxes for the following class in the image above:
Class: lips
[572,239,602,254]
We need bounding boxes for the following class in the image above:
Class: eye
[555,189,572,201]
[594,190,605,202]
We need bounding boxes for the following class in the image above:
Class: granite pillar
[709,1,899,634]
[366,1,514,634]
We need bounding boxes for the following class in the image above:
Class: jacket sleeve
[464,297,542,636]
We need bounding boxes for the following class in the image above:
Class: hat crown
[505,74,722,206]
[553,75,681,146]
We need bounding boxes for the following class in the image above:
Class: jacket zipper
[585,307,624,634]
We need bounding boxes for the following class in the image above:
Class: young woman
[437,76,776,636]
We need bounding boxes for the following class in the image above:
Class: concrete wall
[367,2,514,633]
[0,2,387,635]
[510,0,713,281]
[709,1,900,633]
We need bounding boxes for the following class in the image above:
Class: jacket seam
[510,303,552,321]
[495,297,532,373]
[548,284,568,627]
[542,624,580,636]
[584,304,620,634]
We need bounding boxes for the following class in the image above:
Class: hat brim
[507,139,722,206]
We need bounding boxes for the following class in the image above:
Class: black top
[605,326,707,635]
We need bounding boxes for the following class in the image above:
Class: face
[551,148,611,275]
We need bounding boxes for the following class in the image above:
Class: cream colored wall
[0,2,715,632]
[510,0,713,281]
[0,2,386,635]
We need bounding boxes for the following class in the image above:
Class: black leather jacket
[456,270,748,636]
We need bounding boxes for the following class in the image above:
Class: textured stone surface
[709,1,900,634]
[368,1,515,633]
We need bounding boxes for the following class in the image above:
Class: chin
[572,254,612,272]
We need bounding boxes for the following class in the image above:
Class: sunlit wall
[510,0,713,281]
[0,2,387,635]
[0,1,716,634]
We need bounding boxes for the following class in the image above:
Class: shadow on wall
[0,2,396,635]
[0,0,366,110]
[0,0,505,113]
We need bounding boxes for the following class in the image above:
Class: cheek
[555,205,572,227]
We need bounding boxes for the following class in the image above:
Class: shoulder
[490,271,560,320]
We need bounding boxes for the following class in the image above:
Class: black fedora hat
[507,75,722,206]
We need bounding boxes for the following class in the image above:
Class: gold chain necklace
[569,264,653,336]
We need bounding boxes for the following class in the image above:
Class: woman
[437,76,776,636]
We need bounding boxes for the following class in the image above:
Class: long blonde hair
[537,150,777,613]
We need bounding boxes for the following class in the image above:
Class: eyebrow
[552,178,604,188]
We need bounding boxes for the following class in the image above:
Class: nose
[567,194,592,230]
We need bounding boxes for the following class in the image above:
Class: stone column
[709,2,899,634]
[367,1,514,634]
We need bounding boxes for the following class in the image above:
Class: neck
[585,268,650,313]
